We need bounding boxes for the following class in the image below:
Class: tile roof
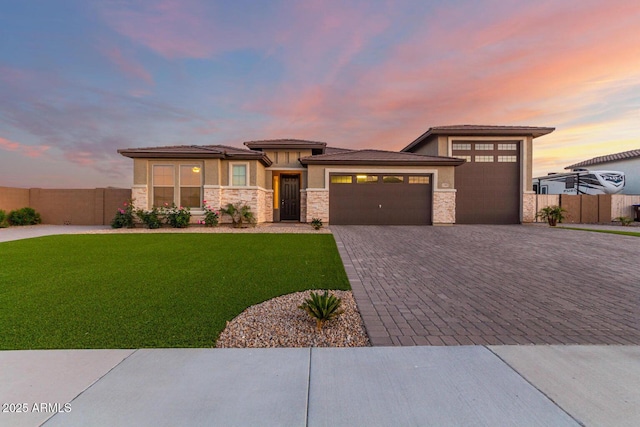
[243,139,327,150]
[117,144,272,166]
[300,149,464,166]
[402,125,555,152]
[565,148,640,170]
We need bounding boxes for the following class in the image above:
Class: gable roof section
[243,139,327,150]
[565,148,640,170]
[117,145,272,166]
[300,149,464,166]
[402,125,555,152]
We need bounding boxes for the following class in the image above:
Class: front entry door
[280,175,300,220]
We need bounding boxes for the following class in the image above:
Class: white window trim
[229,161,250,187]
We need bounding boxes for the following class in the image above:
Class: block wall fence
[0,187,131,225]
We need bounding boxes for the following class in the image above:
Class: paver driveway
[332,225,640,346]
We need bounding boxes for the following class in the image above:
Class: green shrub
[202,202,220,227]
[0,210,8,228]
[614,216,633,226]
[164,204,191,228]
[136,207,162,229]
[298,290,344,331]
[8,207,42,226]
[311,217,323,230]
[220,203,255,228]
[536,205,566,226]
[111,200,136,229]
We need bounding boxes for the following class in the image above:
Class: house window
[383,176,404,183]
[231,164,247,186]
[498,155,517,162]
[475,155,494,162]
[408,176,430,184]
[452,143,471,150]
[356,175,378,184]
[330,175,353,184]
[475,144,494,150]
[179,165,202,208]
[498,143,517,150]
[153,165,175,207]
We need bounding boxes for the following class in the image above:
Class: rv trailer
[533,170,625,195]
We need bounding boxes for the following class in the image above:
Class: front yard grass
[0,233,349,349]
[559,226,640,237]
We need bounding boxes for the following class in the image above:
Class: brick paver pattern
[332,225,640,346]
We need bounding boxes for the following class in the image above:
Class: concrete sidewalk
[0,225,109,243]
[2,346,639,427]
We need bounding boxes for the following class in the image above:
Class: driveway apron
[332,225,640,346]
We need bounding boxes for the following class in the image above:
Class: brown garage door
[452,141,520,224]
[329,173,432,225]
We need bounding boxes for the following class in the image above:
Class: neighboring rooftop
[565,148,640,170]
[300,149,465,166]
[402,125,555,152]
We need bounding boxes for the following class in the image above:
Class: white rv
[533,170,625,195]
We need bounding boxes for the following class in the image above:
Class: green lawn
[559,226,640,237]
[0,233,349,349]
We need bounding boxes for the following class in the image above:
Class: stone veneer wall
[522,192,537,223]
[300,190,307,223]
[203,187,222,209]
[264,191,274,223]
[131,185,148,210]
[433,190,456,224]
[306,189,329,223]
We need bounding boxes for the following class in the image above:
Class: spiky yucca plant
[298,291,344,331]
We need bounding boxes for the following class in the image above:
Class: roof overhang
[244,140,327,150]
[402,125,556,152]
[300,158,464,167]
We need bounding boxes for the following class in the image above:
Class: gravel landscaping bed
[216,290,370,348]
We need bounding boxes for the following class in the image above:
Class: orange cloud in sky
[0,137,50,158]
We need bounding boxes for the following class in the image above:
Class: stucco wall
[265,149,312,168]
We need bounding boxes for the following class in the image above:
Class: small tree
[220,203,256,228]
[536,205,566,226]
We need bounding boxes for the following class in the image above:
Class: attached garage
[401,126,555,225]
[329,173,432,225]
[300,149,464,225]
[451,141,520,224]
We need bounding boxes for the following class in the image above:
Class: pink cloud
[104,46,154,85]
[0,137,50,158]
[100,0,225,59]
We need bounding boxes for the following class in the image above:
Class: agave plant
[298,291,344,332]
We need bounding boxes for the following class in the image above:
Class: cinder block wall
[0,187,30,212]
[0,187,131,225]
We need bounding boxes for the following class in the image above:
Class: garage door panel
[453,142,520,224]
[329,174,432,225]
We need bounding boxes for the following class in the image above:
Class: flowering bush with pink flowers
[111,200,135,229]
[202,200,220,227]
[164,204,191,228]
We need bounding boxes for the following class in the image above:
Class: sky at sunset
[1,0,639,188]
